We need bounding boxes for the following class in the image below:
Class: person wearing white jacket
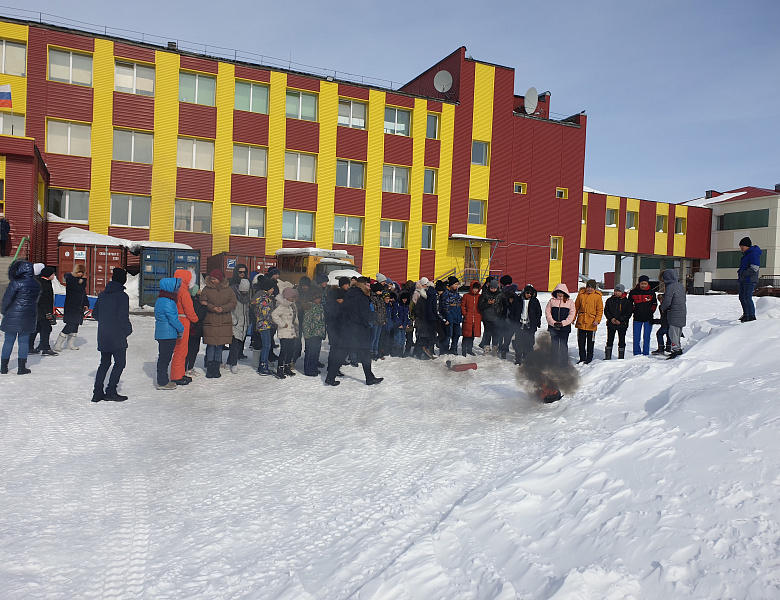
[271,286,299,379]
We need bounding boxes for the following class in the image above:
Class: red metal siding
[46,154,91,190]
[333,187,365,215]
[46,80,93,123]
[113,92,154,130]
[585,194,606,250]
[419,250,436,279]
[179,102,217,139]
[176,168,215,201]
[384,93,414,109]
[229,235,267,257]
[448,58,475,235]
[282,239,316,249]
[338,84,369,100]
[286,74,320,92]
[427,101,443,112]
[379,247,408,282]
[400,47,464,102]
[26,28,48,150]
[113,42,155,63]
[381,192,411,221]
[111,162,153,195]
[684,206,712,259]
[336,126,368,162]
[180,56,218,74]
[231,174,267,206]
[637,201,657,255]
[285,119,319,154]
[333,243,363,272]
[174,232,212,271]
[233,111,269,146]
[47,30,94,52]
[108,226,149,242]
[383,134,413,166]
[4,156,34,257]
[424,138,440,168]
[421,194,438,223]
[283,180,318,211]
[235,65,270,83]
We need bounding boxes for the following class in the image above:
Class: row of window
[48,189,437,249]
[585,206,687,234]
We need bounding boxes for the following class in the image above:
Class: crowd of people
[0,235,764,400]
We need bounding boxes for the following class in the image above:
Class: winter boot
[651,347,665,355]
[284,364,296,377]
[16,359,31,375]
[618,346,625,359]
[324,377,340,386]
[665,344,672,353]
[104,390,128,401]
[667,349,683,360]
[604,346,613,360]
[585,340,595,364]
[213,361,222,378]
[53,332,67,352]
[67,333,79,350]
[155,381,177,390]
[275,365,286,379]
[91,388,104,402]
[257,362,272,376]
[1,358,9,374]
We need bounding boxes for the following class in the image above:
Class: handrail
[11,236,29,261]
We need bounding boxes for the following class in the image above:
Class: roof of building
[684,186,779,207]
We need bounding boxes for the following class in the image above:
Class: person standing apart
[53,263,89,352]
[628,275,656,356]
[170,269,199,385]
[1,260,40,374]
[154,277,184,390]
[0,213,10,256]
[574,279,604,364]
[737,237,761,322]
[91,268,133,401]
[604,284,631,359]
[200,269,237,379]
[545,283,576,367]
[30,266,58,356]
[658,269,686,359]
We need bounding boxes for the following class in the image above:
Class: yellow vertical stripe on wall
[673,204,688,256]
[363,88,386,277]
[212,61,235,254]
[581,192,588,249]
[0,155,5,178]
[264,71,287,254]
[406,97,427,279]
[150,51,179,243]
[0,22,28,124]
[88,38,113,234]
[315,81,338,248]
[468,63,494,205]
[624,197,640,253]
[548,237,563,291]
[603,194,620,252]
[654,202,669,255]
[434,102,455,278]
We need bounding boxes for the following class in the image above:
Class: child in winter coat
[154,277,185,390]
[302,294,326,376]
[460,281,482,356]
[250,278,276,376]
[574,279,604,364]
[628,275,657,356]
[271,286,299,379]
[439,276,463,355]
[379,291,395,358]
[604,284,632,359]
[545,283,576,367]
[391,291,411,357]
[652,293,670,355]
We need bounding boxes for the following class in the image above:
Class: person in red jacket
[460,281,482,356]
[170,268,199,385]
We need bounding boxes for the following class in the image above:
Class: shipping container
[57,243,128,296]
[139,247,201,307]
[206,252,276,282]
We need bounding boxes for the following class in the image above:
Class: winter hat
[282,287,299,301]
[33,263,45,276]
[614,284,626,293]
[299,276,312,288]
[259,277,275,291]
[333,288,347,300]
[315,273,329,285]
[638,275,650,284]
[338,276,351,288]
[500,275,513,286]
[446,276,459,287]
[267,267,280,277]
[370,282,384,293]
[112,267,127,285]
[739,237,752,248]
[419,277,431,287]
[523,284,536,294]
[357,276,371,284]
[505,283,518,293]
[376,273,387,283]
[72,263,86,276]
[488,280,500,290]
[238,279,251,292]
[209,269,225,282]
[586,279,597,289]
[40,266,56,278]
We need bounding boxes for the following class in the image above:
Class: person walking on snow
[91,268,133,402]
[658,269,686,359]
[628,275,656,356]
[170,269,198,385]
[0,259,40,375]
[574,279,604,364]
[54,263,89,352]
[545,283,576,367]
[604,284,631,359]
[30,266,58,356]
[737,237,761,322]
[154,277,184,390]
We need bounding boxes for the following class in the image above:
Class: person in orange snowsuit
[170,269,198,385]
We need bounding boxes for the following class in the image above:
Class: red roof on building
[714,186,779,202]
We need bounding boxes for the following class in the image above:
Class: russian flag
[0,84,11,109]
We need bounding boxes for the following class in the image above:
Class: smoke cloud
[515,333,580,401]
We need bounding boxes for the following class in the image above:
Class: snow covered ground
[2,294,780,599]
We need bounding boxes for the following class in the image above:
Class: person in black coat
[508,284,542,365]
[186,287,209,373]
[28,266,58,356]
[0,214,10,256]
[54,263,89,351]
[478,280,505,354]
[1,259,41,374]
[91,268,133,402]
[323,287,346,384]
[604,284,632,359]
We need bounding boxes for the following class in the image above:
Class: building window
[471,141,489,166]
[582,205,587,224]
[556,187,568,199]
[235,81,269,114]
[113,129,153,164]
[384,107,411,136]
[717,249,767,269]
[282,210,314,241]
[338,99,366,129]
[48,48,92,86]
[717,209,770,230]
[179,72,216,106]
[0,113,24,136]
[550,236,563,261]
[426,114,439,139]
[468,199,486,225]
[49,189,89,222]
[47,120,91,157]
[114,61,154,96]
[656,215,668,233]
[284,152,316,183]
[606,208,618,227]
[333,215,363,245]
[336,160,365,189]
[0,39,26,76]
[421,224,434,250]
[380,220,406,248]
[174,199,212,233]
[514,182,527,194]
[177,137,215,170]
[382,165,409,194]
[423,169,437,195]
[110,194,151,228]
[230,205,265,237]
[286,90,317,121]
[233,144,268,177]
[626,211,638,230]
[675,217,687,235]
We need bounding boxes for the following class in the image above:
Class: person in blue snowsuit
[154,277,185,389]
[439,276,463,355]
[737,236,761,322]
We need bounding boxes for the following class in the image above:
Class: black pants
[279,338,295,366]
[95,348,127,394]
[577,329,595,361]
[0,239,6,256]
[461,336,475,355]
[29,319,53,351]
[405,329,415,353]
[227,336,244,366]
[499,320,513,352]
[62,322,80,335]
[606,326,626,349]
[304,337,322,375]
[514,325,535,360]
[186,334,201,371]
[327,347,373,381]
[549,328,570,366]
[157,339,176,385]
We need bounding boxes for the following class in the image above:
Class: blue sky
[11,0,780,204]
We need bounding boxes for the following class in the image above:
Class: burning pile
[515,335,579,404]
[539,379,563,404]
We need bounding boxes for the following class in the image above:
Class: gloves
[177,330,183,339]
[46,313,57,325]
[554,322,562,330]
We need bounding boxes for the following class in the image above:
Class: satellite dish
[433,70,453,93]
[524,87,538,114]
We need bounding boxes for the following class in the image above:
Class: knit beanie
[435,280,446,292]
[376,273,387,283]
[209,269,225,282]
[370,282,384,293]
[500,275,513,286]
[315,273,329,285]
[446,276,459,287]
[488,280,500,290]
[419,277,431,287]
[739,237,752,247]
[238,279,250,292]
[333,288,347,300]
[112,267,128,284]
[638,275,650,284]
[33,263,45,276]
[338,276,350,288]
[267,267,280,277]
[299,276,312,288]
[614,284,626,293]
[40,266,56,278]
[259,278,275,291]
[282,287,299,301]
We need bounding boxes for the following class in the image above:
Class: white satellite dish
[524,86,538,114]
[433,70,453,93]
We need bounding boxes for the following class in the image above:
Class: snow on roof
[583,185,609,195]
[683,191,747,207]
[449,233,504,243]
[319,258,354,265]
[134,240,194,250]
[275,247,352,259]
[57,227,193,252]
[326,268,362,285]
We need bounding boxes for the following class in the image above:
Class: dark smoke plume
[515,334,580,401]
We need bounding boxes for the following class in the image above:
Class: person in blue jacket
[737,237,761,322]
[1,259,41,374]
[91,268,133,402]
[154,277,184,390]
[439,276,463,355]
